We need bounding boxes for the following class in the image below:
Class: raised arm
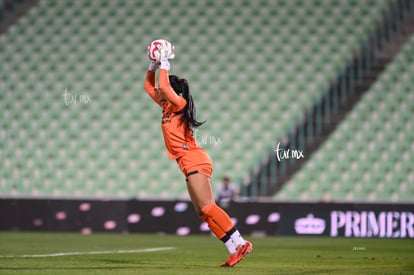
[143,68,162,106]
[159,69,186,111]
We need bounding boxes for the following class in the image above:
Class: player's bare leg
[186,172,215,215]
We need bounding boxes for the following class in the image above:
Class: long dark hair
[169,75,205,132]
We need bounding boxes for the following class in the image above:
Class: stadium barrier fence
[1,198,413,238]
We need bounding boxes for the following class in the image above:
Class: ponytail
[169,75,205,132]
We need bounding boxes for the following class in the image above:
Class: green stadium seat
[0,0,401,198]
[275,34,414,202]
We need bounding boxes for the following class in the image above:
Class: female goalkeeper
[143,45,252,267]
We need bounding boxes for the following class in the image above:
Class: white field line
[0,246,176,258]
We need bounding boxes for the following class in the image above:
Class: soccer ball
[147,39,175,62]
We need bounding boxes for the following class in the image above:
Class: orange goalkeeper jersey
[144,69,201,159]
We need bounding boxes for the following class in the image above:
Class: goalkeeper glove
[148,62,159,72]
[160,57,170,71]
[159,46,171,70]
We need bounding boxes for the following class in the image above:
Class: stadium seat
[275,34,414,202]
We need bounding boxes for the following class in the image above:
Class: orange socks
[200,213,227,239]
[201,203,234,234]
[200,203,242,254]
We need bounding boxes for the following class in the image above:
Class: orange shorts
[176,148,213,179]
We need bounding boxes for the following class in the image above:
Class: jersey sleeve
[159,69,187,112]
[143,70,162,106]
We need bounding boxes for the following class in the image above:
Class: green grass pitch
[0,232,413,274]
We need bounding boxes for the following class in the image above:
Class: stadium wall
[0,199,413,238]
